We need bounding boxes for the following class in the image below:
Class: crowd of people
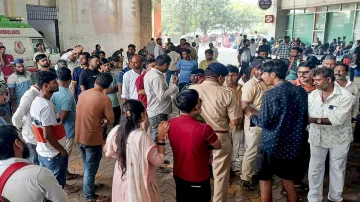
[0,33,359,202]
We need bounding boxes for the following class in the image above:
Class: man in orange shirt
[75,73,114,202]
[289,61,316,94]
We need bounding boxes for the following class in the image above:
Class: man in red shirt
[135,58,155,132]
[135,58,155,108]
[168,89,221,202]
[0,46,14,67]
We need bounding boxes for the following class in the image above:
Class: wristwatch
[317,118,322,124]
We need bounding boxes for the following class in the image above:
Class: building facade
[0,0,153,53]
[270,0,360,45]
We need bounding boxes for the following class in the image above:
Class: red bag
[0,162,29,201]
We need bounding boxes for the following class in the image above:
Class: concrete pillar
[140,0,153,47]
[267,0,289,40]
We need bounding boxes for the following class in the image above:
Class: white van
[0,16,59,68]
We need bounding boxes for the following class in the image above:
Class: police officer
[190,63,241,202]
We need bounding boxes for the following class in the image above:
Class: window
[325,11,355,43]
[341,3,356,11]
[305,7,316,13]
[328,5,341,12]
[316,6,327,12]
[314,13,326,30]
[287,15,294,30]
[293,14,314,45]
[313,31,324,43]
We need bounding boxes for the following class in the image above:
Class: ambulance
[0,15,60,69]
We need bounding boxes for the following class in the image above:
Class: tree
[162,0,266,35]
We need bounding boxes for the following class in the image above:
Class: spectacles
[298,71,310,75]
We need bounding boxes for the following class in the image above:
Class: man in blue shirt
[245,59,308,202]
[72,52,90,102]
[51,67,82,192]
[7,58,31,112]
[177,49,198,91]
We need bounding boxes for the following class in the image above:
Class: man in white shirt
[209,43,219,60]
[154,38,164,58]
[166,45,181,84]
[12,72,40,165]
[121,55,144,103]
[144,54,179,142]
[334,64,359,119]
[194,35,201,53]
[249,38,257,57]
[308,68,354,202]
[30,71,68,189]
[146,38,156,55]
[0,125,68,202]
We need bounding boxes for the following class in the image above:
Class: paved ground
[67,141,360,202]
[65,49,354,201]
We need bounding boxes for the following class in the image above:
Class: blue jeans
[148,114,169,142]
[38,154,68,188]
[27,143,39,165]
[79,144,102,200]
[166,70,177,85]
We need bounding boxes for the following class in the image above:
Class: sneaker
[239,180,255,191]
[294,181,309,191]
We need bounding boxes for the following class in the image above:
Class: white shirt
[167,51,181,71]
[144,68,178,117]
[60,51,72,60]
[249,43,257,57]
[335,80,359,118]
[146,41,156,55]
[121,69,143,100]
[154,44,164,58]
[12,86,40,145]
[211,47,219,59]
[308,84,354,148]
[30,97,66,157]
[194,38,201,47]
[0,158,68,202]
[66,59,81,73]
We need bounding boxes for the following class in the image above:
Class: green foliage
[162,0,266,35]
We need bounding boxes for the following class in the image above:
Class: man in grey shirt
[144,54,179,142]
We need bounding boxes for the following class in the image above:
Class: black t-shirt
[354,46,360,65]
[79,68,99,90]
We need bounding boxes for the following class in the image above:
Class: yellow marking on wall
[9,0,15,16]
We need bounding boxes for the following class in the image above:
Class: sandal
[240,180,255,191]
[95,183,105,190]
[85,196,111,202]
[64,184,80,193]
[66,173,83,180]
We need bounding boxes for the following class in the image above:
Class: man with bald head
[121,55,144,103]
[322,55,337,69]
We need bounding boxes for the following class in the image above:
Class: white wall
[27,20,57,47]
[282,0,359,9]
[57,0,141,54]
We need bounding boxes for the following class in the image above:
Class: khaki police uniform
[190,80,241,202]
[241,76,271,181]
[223,82,244,171]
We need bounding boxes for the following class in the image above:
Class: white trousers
[307,143,350,202]
[230,130,244,171]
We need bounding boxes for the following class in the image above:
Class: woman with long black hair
[104,99,168,202]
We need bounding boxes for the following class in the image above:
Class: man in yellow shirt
[199,49,217,70]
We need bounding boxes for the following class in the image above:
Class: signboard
[258,0,272,10]
[265,15,274,23]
